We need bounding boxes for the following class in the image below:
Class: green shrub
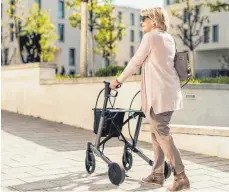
[95,65,125,77]
[198,76,229,84]
[182,76,229,84]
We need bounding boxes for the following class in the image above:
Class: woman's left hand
[110,79,121,89]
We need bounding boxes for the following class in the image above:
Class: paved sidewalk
[1,110,229,192]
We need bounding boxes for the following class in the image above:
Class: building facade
[164,0,229,77]
[1,0,142,75]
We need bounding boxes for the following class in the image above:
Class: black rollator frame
[85,81,171,186]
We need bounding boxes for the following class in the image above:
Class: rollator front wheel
[122,149,133,171]
[164,161,172,179]
[108,162,125,185]
[85,152,96,174]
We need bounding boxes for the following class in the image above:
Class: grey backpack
[174,41,192,88]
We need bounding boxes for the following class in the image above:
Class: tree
[2,1,58,64]
[94,3,125,67]
[205,1,229,12]
[219,55,229,75]
[168,0,209,77]
[22,4,58,62]
[1,0,24,65]
[67,0,97,76]
[205,1,229,76]
[66,0,125,74]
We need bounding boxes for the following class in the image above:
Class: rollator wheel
[85,152,96,174]
[108,162,125,185]
[122,149,133,171]
[164,161,172,179]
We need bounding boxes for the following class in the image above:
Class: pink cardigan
[117,29,183,115]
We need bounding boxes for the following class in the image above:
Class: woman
[110,7,190,191]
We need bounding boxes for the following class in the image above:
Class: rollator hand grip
[116,84,122,89]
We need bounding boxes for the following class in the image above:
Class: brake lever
[110,89,118,97]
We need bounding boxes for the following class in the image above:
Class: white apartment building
[164,0,229,77]
[114,6,142,68]
[1,0,142,75]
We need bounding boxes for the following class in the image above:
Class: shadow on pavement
[2,110,229,176]
[7,171,157,191]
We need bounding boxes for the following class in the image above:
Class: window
[203,26,210,43]
[10,23,14,42]
[139,31,143,41]
[118,33,122,41]
[1,26,2,42]
[69,48,75,66]
[166,0,170,5]
[118,11,122,23]
[34,0,41,8]
[213,25,219,42]
[140,15,143,25]
[10,0,15,17]
[131,13,135,26]
[183,8,188,23]
[130,30,135,42]
[130,46,134,58]
[58,0,65,19]
[4,48,9,65]
[58,24,64,42]
[105,58,109,67]
[18,21,22,32]
[184,29,188,39]
[195,6,200,21]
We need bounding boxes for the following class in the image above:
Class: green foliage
[198,76,229,84]
[169,0,209,51]
[95,65,125,77]
[22,4,58,62]
[94,3,126,64]
[182,77,229,84]
[206,1,229,12]
[6,0,22,24]
[56,74,229,84]
[66,0,126,64]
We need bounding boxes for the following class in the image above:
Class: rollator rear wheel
[108,162,125,185]
[164,161,172,179]
[85,152,96,174]
[122,149,133,171]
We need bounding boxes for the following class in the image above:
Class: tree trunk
[15,38,21,64]
[80,0,88,77]
[190,50,195,78]
[90,31,96,76]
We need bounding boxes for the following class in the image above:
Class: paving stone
[192,187,229,192]
[215,184,229,191]
[2,111,229,192]
[191,180,222,189]
[1,187,19,192]
[1,179,26,187]
[211,171,229,178]
[210,177,229,185]
[10,180,59,191]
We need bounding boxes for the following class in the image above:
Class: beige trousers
[150,107,184,175]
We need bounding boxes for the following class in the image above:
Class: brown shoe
[141,172,164,186]
[167,171,190,191]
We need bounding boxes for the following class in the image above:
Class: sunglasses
[142,16,149,22]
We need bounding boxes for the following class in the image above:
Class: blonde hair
[140,7,170,32]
